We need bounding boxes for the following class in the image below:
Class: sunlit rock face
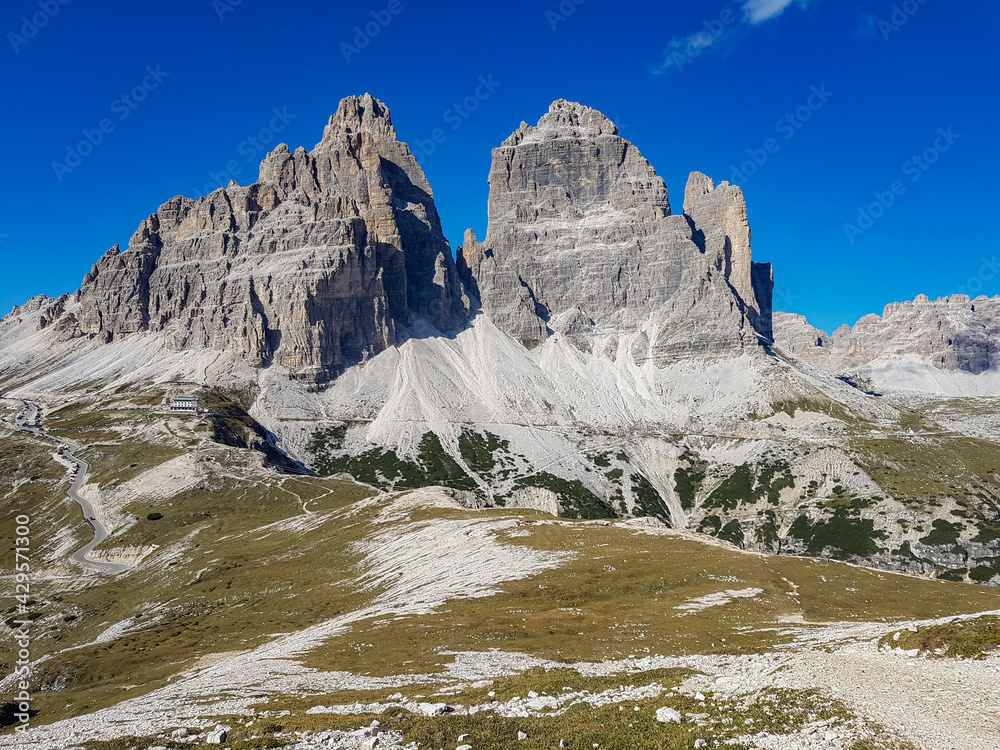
[72,94,471,382]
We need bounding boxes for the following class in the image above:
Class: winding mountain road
[12,400,127,575]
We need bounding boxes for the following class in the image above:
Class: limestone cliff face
[72,94,471,382]
[683,172,773,341]
[458,100,773,357]
[774,295,1000,374]
[34,96,777,382]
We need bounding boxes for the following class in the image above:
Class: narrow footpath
[13,400,127,575]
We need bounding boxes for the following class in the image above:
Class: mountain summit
[65,93,470,383]
[459,99,773,354]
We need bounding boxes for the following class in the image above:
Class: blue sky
[1,0,998,334]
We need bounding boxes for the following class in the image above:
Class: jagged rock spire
[321,93,398,142]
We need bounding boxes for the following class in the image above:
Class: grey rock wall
[774,294,1000,374]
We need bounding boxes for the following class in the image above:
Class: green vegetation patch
[82,441,185,488]
[630,474,671,524]
[936,567,968,582]
[310,432,476,491]
[308,424,347,453]
[788,510,884,559]
[755,510,779,548]
[920,519,964,547]
[878,615,1000,659]
[458,430,515,478]
[699,515,745,548]
[758,461,795,505]
[855,435,1000,511]
[311,444,422,486]
[703,460,794,512]
[514,473,615,520]
[973,521,1000,544]
[717,519,745,548]
[415,433,477,490]
[704,465,754,512]
[772,394,862,425]
[969,562,999,583]
[823,493,875,512]
[672,452,707,511]
[699,514,722,534]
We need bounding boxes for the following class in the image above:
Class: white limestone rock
[774,295,1000,376]
[656,707,682,723]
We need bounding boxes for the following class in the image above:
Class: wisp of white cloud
[653,0,810,74]
[653,31,718,74]
[742,0,809,25]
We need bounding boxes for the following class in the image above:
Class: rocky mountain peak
[501,99,621,149]
[321,93,397,142]
[683,171,716,214]
[538,98,619,135]
[490,102,670,226]
[681,172,771,340]
[460,100,772,352]
[60,95,470,383]
[2,294,54,320]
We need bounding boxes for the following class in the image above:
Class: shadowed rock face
[774,295,1000,374]
[72,94,471,382]
[458,100,773,356]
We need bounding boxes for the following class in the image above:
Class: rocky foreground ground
[1,485,997,750]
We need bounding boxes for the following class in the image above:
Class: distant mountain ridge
[774,294,1000,378]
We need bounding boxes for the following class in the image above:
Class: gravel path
[785,647,1000,750]
[10,399,127,574]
